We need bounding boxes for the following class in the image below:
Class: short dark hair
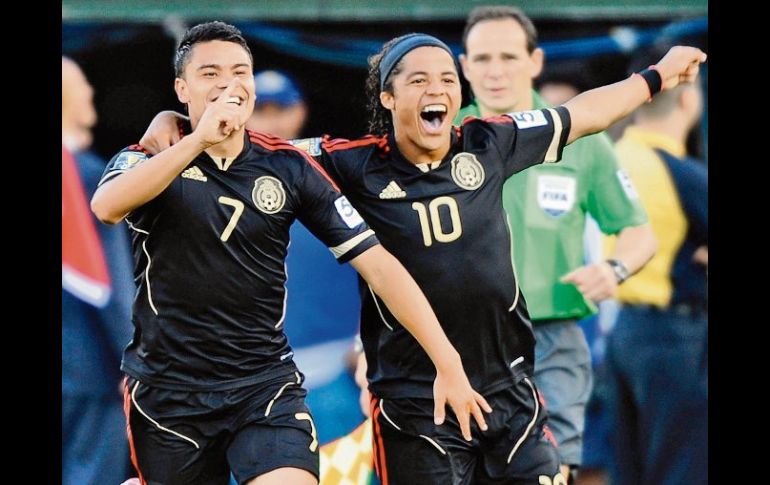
[462,5,538,53]
[364,35,409,134]
[174,21,253,78]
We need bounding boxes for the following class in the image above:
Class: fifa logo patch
[537,175,576,217]
[289,137,322,157]
[252,176,286,214]
[450,152,485,190]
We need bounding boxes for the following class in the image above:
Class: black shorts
[123,373,319,485]
[370,377,565,485]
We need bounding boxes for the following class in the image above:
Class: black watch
[606,259,630,284]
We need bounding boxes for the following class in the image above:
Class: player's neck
[395,132,451,165]
[205,130,246,159]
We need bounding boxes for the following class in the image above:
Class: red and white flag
[62,144,111,307]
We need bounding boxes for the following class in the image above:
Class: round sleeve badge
[450,152,485,190]
[252,176,286,214]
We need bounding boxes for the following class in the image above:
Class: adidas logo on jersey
[181,166,207,182]
[379,180,406,199]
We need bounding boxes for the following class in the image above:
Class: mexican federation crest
[450,152,485,190]
[252,176,286,214]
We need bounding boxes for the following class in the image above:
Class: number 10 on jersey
[411,196,463,247]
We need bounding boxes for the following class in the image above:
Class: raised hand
[655,46,707,90]
[193,77,248,148]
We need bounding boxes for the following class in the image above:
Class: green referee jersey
[456,91,647,321]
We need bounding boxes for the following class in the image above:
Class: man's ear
[459,53,470,80]
[530,47,545,79]
[175,78,190,104]
[380,91,395,110]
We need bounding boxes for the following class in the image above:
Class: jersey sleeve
[492,106,571,177]
[293,151,379,264]
[584,133,648,235]
[98,144,164,223]
[289,135,361,192]
[98,145,151,187]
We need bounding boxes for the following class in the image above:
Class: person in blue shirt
[62,56,135,485]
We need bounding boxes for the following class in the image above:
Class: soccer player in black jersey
[90,22,490,485]
[343,37,702,485]
[140,32,705,485]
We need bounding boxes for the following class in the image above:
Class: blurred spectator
[248,70,308,139]
[538,61,632,144]
[62,56,135,485]
[536,59,596,106]
[603,47,707,485]
[539,81,579,106]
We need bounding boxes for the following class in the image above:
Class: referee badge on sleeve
[508,110,548,129]
[334,196,364,228]
[616,170,639,200]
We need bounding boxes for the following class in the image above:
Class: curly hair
[364,35,411,135]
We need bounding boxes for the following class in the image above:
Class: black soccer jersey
[312,107,570,399]
[99,131,379,391]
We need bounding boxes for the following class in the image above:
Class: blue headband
[379,33,454,91]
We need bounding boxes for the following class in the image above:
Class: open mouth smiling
[419,104,448,132]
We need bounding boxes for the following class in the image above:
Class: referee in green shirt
[456,6,657,482]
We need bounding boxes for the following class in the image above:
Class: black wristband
[637,66,662,98]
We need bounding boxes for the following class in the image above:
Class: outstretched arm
[564,46,707,144]
[349,245,492,441]
[91,80,245,224]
